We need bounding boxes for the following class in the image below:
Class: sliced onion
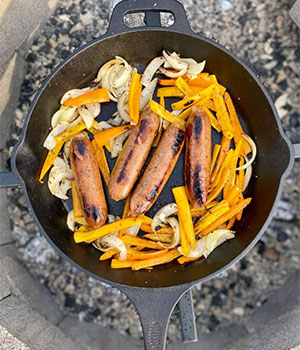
[117,92,130,122]
[141,56,165,87]
[51,107,77,128]
[78,107,94,129]
[186,60,206,76]
[95,58,123,82]
[113,66,131,88]
[64,139,72,159]
[48,167,73,200]
[151,203,177,232]
[93,121,112,131]
[68,116,82,128]
[178,237,206,258]
[86,103,101,118]
[159,66,187,78]
[140,78,158,110]
[236,134,257,170]
[67,210,75,231]
[242,156,252,191]
[125,224,141,237]
[158,217,180,249]
[182,58,197,65]
[110,130,130,158]
[203,229,234,258]
[60,87,91,105]
[162,50,188,71]
[43,121,69,150]
[108,114,124,127]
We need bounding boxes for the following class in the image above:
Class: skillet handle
[118,285,190,350]
[0,172,21,188]
[107,0,191,35]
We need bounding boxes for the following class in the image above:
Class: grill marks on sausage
[192,164,205,205]
[193,115,202,140]
[171,129,185,156]
[116,149,133,183]
[146,185,159,202]
[82,195,101,223]
[134,119,148,145]
[76,140,86,156]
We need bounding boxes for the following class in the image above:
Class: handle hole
[124,11,174,28]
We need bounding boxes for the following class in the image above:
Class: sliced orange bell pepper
[203,107,221,132]
[175,76,194,96]
[226,217,236,230]
[92,141,110,187]
[111,259,133,269]
[171,84,215,111]
[120,234,165,250]
[94,125,132,148]
[224,92,251,155]
[119,194,132,237]
[131,249,180,270]
[200,198,252,237]
[172,186,195,250]
[177,256,198,265]
[190,201,218,217]
[210,136,231,183]
[125,249,169,261]
[207,167,231,204]
[211,149,234,189]
[210,144,221,175]
[63,88,109,107]
[71,180,83,218]
[149,100,185,125]
[128,71,142,124]
[99,249,119,261]
[144,233,173,243]
[74,217,144,243]
[213,85,233,139]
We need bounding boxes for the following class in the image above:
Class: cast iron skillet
[1,0,299,348]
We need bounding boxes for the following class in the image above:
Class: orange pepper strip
[143,233,173,244]
[94,125,132,148]
[177,256,198,265]
[211,149,234,189]
[111,260,133,269]
[178,107,193,120]
[213,88,233,139]
[158,78,177,86]
[125,249,169,261]
[74,217,144,243]
[141,223,153,233]
[71,180,83,218]
[99,249,119,261]
[203,107,221,132]
[173,186,195,250]
[224,184,241,204]
[224,92,251,155]
[207,167,231,204]
[157,86,184,98]
[236,157,245,190]
[93,143,110,187]
[149,100,185,125]
[63,88,109,107]
[175,76,194,96]
[129,72,142,124]
[171,84,215,111]
[120,234,165,250]
[226,217,236,230]
[131,249,181,270]
[210,144,221,175]
[158,73,210,86]
[179,218,190,255]
[190,201,219,217]
[210,136,231,183]
[200,198,252,237]
[119,194,132,237]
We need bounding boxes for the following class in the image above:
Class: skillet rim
[10,26,294,290]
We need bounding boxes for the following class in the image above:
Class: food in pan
[39,50,256,270]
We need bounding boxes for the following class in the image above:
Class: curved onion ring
[140,78,158,110]
[78,107,94,129]
[162,50,188,71]
[158,217,180,249]
[236,134,257,170]
[242,155,252,191]
[67,210,75,231]
[60,87,91,105]
[159,66,187,78]
[117,92,130,122]
[141,56,165,87]
[151,203,177,232]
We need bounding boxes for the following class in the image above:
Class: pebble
[263,247,280,261]
[4,0,299,341]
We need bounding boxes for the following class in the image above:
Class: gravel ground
[5,0,300,342]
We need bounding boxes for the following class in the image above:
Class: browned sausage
[70,133,107,228]
[108,107,160,201]
[185,106,211,207]
[130,122,185,216]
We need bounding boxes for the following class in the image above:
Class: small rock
[232,307,244,316]
[263,247,280,261]
[277,230,288,242]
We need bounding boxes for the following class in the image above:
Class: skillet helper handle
[107,0,191,35]
[119,286,189,350]
[0,172,21,188]
[294,143,300,158]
